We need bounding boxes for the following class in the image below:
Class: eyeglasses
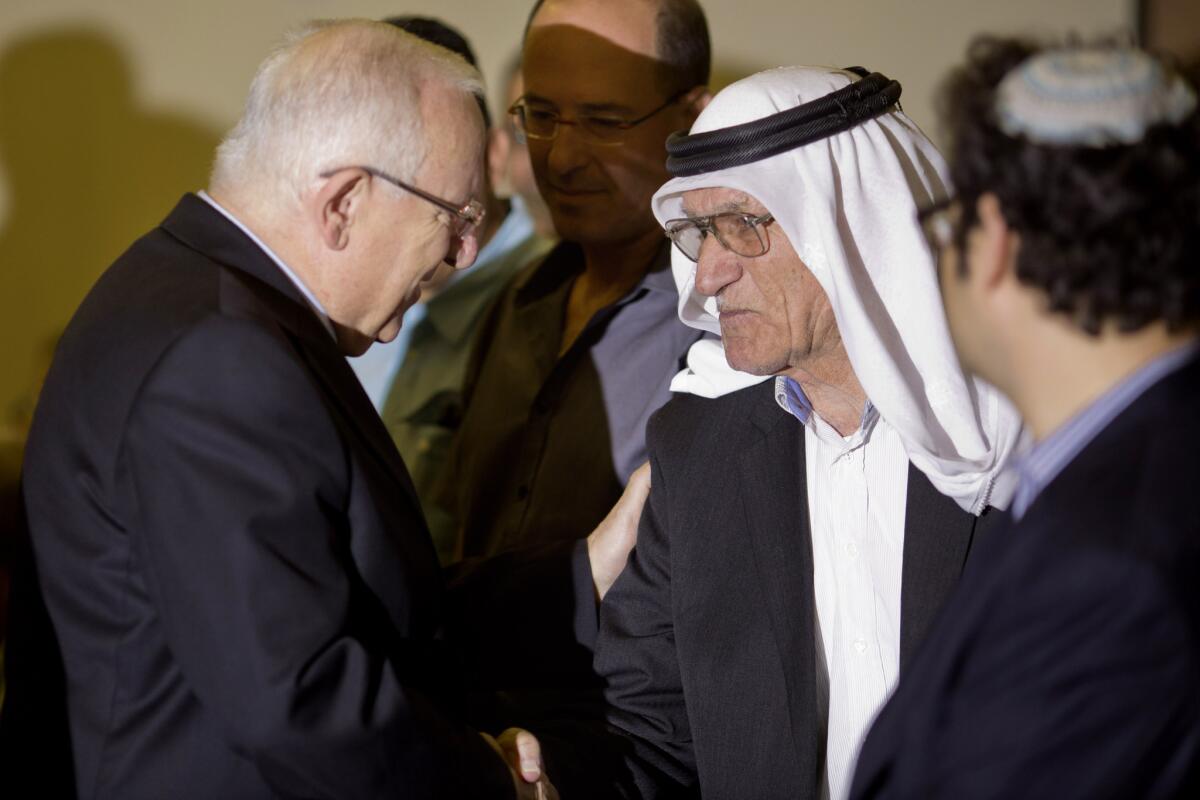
[916,197,958,253]
[319,166,485,238]
[508,91,686,146]
[664,212,775,262]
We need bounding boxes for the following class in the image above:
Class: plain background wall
[0,0,1134,438]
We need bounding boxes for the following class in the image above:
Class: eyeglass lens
[670,215,769,261]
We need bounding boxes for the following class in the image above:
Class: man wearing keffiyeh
[541,65,1023,800]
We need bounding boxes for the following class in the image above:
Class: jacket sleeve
[120,315,513,799]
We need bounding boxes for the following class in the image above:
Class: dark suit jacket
[851,355,1200,800]
[546,381,998,800]
[0,195,519,799]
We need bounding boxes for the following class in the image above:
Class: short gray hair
[211,19,483,206]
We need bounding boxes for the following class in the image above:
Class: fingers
[497,727,543,783]
[617,462,651,525]
[516,729,543,783]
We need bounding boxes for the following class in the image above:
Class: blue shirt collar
[773,374,877,432]
[1011,341,1200,519]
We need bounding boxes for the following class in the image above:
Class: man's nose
[545,124,590,177]
[445,232,478,270]
[693,238,741,298]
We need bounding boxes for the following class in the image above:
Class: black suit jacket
[852,355,1200,800]
[1,195,518,798]
[546,381,997,800]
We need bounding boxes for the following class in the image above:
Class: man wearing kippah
[542,65,1023,800]
[852,39,1200,798]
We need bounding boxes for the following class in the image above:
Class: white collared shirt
[197,190,336,340]
[775,376,909,800]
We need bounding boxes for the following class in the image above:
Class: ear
[681,85,713,122]
[313,169,370,252]
[973,192,1018,290]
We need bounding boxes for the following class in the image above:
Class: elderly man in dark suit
[0,20,583,799]
[852,40,1200,799]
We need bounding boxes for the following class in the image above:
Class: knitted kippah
[995,47,1196,146]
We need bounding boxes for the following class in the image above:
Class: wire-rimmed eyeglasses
[319,166,485,237]
[664,212,775,262]
[508,91,686,147]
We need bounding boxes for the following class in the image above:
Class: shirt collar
[1010,340,1200,519]
[774,374,879,456]
[197,190,336,340]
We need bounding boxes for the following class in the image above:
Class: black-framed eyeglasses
[508,90,687,146]
[320,165,485,237]
[664,212,775,262]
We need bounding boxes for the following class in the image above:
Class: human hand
[481,728,559,800]
[588,461,651,601]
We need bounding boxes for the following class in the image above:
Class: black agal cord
[665,69,902,177]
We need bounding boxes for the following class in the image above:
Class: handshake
[481,462,651,799]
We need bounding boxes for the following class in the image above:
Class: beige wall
[0,0,1133,435]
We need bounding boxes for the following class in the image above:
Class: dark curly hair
[938,37,1200,335]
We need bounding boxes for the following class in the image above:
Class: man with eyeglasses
[539,66,1024,800]
[437,0,711,674]
[1,20,578,799]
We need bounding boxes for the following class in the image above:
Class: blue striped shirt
[1011,342,1199,520]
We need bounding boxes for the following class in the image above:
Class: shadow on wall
[0,26,221,442]
[711,60,764,95]
[0,28,221,688]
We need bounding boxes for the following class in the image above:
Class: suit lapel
[898,465,976,669]
[737,384,823,792]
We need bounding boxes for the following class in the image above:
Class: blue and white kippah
[995,48,1197,146]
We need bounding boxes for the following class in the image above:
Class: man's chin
[721,339,776,377]
[334,325,375,358]
[375,317,404,344]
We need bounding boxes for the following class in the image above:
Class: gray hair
[211,19,484,207]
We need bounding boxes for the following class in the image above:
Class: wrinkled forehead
[653,166,782,228]
[678,186,768,217]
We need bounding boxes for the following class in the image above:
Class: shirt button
[846,542,859,559]
[516,485,530,500]
[853,639,868,654]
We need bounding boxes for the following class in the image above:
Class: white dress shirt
[775,376,909,800]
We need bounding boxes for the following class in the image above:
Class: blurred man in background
[444,0,710,595]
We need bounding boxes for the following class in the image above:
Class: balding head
[527,0,710,92]
[211,19,484,214]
